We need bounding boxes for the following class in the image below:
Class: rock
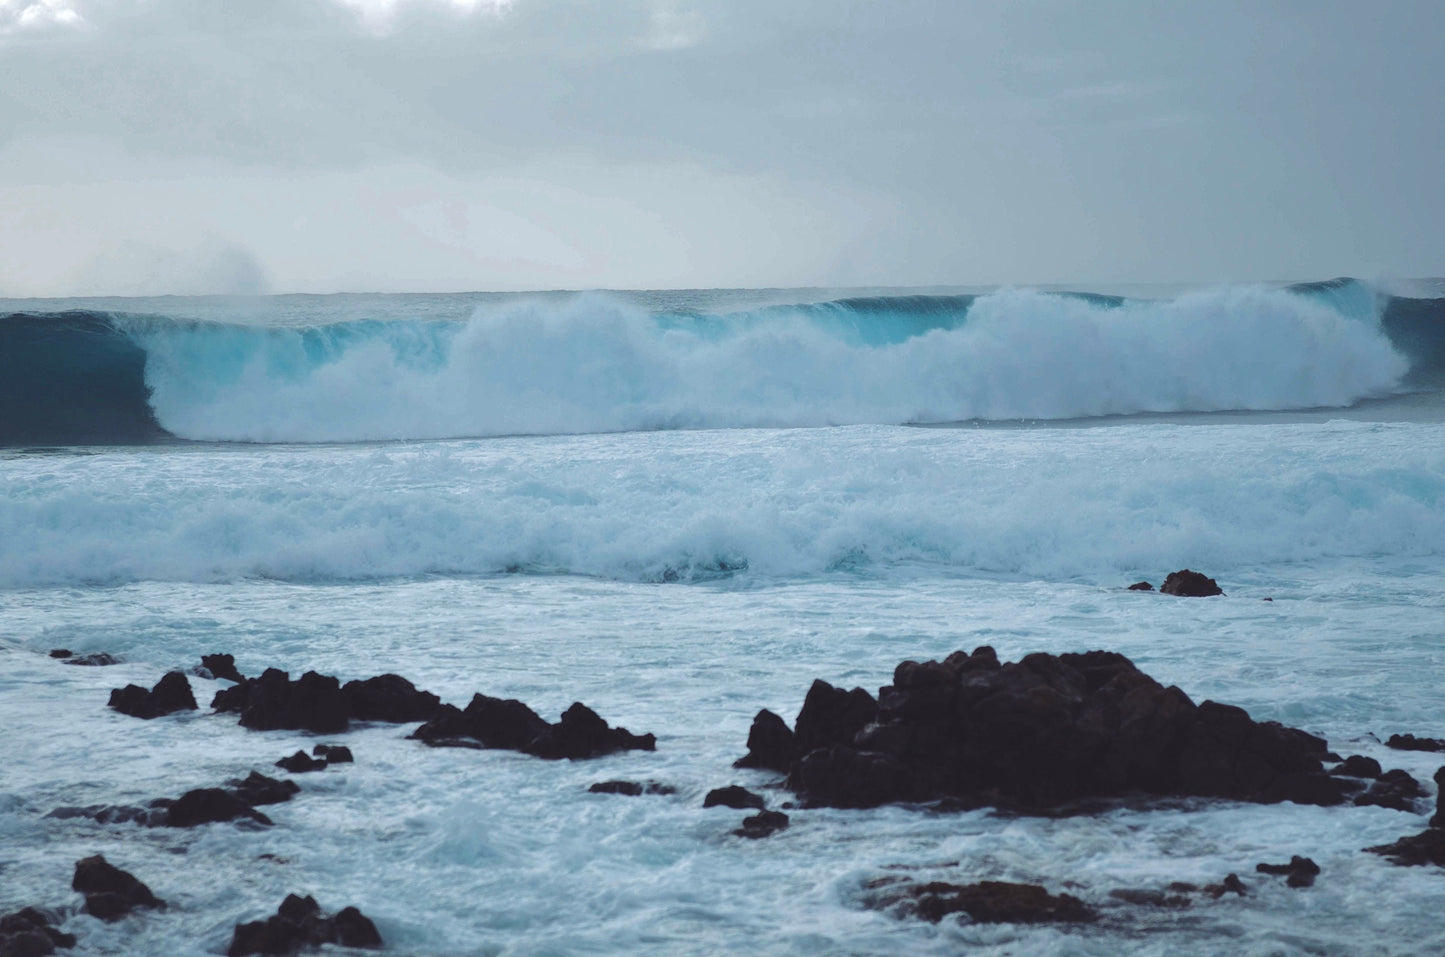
[1367,828,1445,867]
[1127,581,1154,591]
[202,654,245,683]
[735,809,789,839]
[227,894,380,955]
[1159,569,1224,597]
[1256,856,1320,888]
[47,649,71,659]
[0,907,76,954]
[703,786,766,810]
[228,772,301,807]
[342,674,441,723]
[107,671,197,719]
[72,855,164,921]
[588,780,673,796]
[772,647,1345,811]
[239,670,350,734]
[410,694,550,750]
[1333,755,1382,778]
[313,744,353,764]
[1431,767,1445,828]
[62,653,118,666]
[524,702,657,760]
[1354,769,1424,812]
[167,788,272,828]
[868,880,1096,924]
[46,803,167,827]
[1386,733,1445,752]
[276,751,327,774]
[733,709,797,772]
[1107,888,1191,908]
[1204,873,1248,898]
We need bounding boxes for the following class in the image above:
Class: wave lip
[2,279,1437,446]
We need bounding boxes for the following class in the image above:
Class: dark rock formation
[72,856,164,922]
[1366,767,1445,866]
[733,709,796,772]
[167,789,272,828]
[0,907,75,955]
[1353,769,1424,812]
[46,803,169,827]
[47,650,71,659]
[866,879,1096,924]
[227,772,300,807]
[342,674,441,723]
[1256,856,1320,888]
[1333,755,1382,778]
[588,780,674,796]
[219,670,350,734]
[1386,733,1445,752]
[313,745,352,764]
[202,654,245,683]
[769,647,1345,811]
[1204,874,1248,898]
[1431,767,1445,828]
[276,751,327,774]
[1159,569,1224,597]
[1107,888,1191,908]
[61,653,118,666]
[704,786,766,810]
[1127,581,1154,591]
[735,809,789,839]
[107,671,197,719]
[411,695,654,760]
[227,894,380,956]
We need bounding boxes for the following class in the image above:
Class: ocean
[3,279,1445,955]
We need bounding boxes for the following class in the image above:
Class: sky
[1,0,1442,295]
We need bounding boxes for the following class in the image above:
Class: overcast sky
[1,0,1442,295]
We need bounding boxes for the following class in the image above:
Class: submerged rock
[312,744,353,764]
[1159,569,1224,597]
[61,652,118,667]
[1353,769,1424,812]
[227,894,380,956]
[734,809,789,839]
[703,786,766,810]
[866,879,1096,924]
[72,856,164,922]
[276,751,327,774]
[1126,581,1154,591]
[588,780,674,796]
[759,647,1345,810]
[0,907,75,954]
[1256,856,1320,888]
[108,671,197,719]
[167,788,272,828]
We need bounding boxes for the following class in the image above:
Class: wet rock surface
[704,785,766,810]
[167,788,274,828]
[1385,733,1445,752]
[1366,767,1445,866]
[411,695,654,760]
[587,780,674,796]
[342,674,441,723]
[276,751,327,774]
[57,652,118,667]
[768,647,1344,810]
[1159,569,1225,597]
[0,907,75,955]
[1352,769,1424,812]
[107,671,197,719]
[1256,856,1320,888]
[865,879,1097,925]
[72,856,164,922]
[734,809,789,839]
[218,669,351,734]
[1126,581,1154,591]
[202,654,245,683]
[312,744,352,764]
[227,894,381,956]
[227,772,301,807]
[733,709,796,772]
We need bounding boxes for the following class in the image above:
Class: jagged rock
[228,772,300,807]
[0,907,76,954]
[588,780,674,796]
[1354,769,1424,812]
[524,702,656,760]
[237,670,350,734]
[227,894,380,956]
[1127,581,1154,591]
[313,744,352,764]
[1204,873,1248,898]
[735,809,789,839]
[62,653,118,667]
[167,788,272,828]
[1386,733,1445,752]
[867,879,1096,924]
[202,654,244,683]
[773,647,1345,811]
[1256,856,1320,888]
[72,856,164,922]
[704,786,765,810]
[276,751,327,774]
[1431,767,1445,828]
[342,674,441,723]
[107,671,197,719]
[733,709,796,772]
[47,649,71,659]
[410,694,550,750]
[1333,755,1382,778]
[1367,829,1445,867]
[1159,569,1224,597]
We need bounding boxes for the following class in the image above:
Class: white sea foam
[1,421,1441,588]
[133,286,1409,443]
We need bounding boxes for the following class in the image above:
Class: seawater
[2,283,1445,955]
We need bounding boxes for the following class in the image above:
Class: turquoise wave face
[1,280,1440,445]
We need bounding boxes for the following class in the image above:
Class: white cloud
[329,0,511,31]
[0,0,81,32]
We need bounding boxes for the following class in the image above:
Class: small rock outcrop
[1255,856,1320,888]
[1353,769,1424,812]
[72,856,164,922]
[588,780,674,796]
[107,672,197,719]
[760,647,1346,811]
[166,788,273,828]
[735,809,789,839]
[276,751,327,774]
[703,786,765,811]
[1333,755,1382,778]
[227,772,300,807]
[1385,733,1445,752]
[58,652,118,666]
[214,669,350,734]
[1365,767,1445,866]
[342,674,441,723]
[227,894,380,956]
[1126,581,1154,592]
[312,745,352,764]
[1159,570,1224,597]
[733,709,796,772]
[0,907,75,955]
[865,879,1096,924]
[410,695,654,760]
[202,654,245,683]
